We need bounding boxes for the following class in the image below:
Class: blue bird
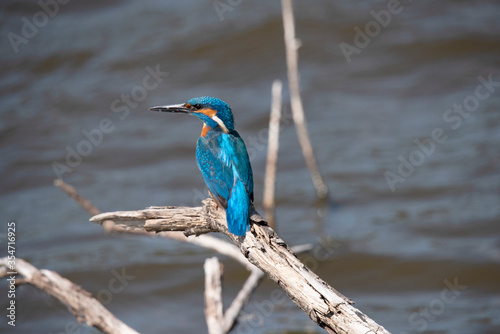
[150,96,254,236]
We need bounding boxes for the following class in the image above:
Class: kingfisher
[150,96,254,236]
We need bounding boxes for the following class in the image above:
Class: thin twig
[54,179,152,236]
[263,80,282,229]
[222,268,264,333]
[281,0,329,199]
[0,258,139,334]
[54,179,101,215]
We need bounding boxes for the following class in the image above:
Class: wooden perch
[91,200,390,334]
[0,257,138,334]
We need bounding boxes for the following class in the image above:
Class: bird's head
[150,96,234,134]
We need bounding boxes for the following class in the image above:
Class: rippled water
[1,1,499,333]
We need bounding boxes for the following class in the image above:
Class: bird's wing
[221,131,254,201]
[196,131,254,205]
[196,136,233,208]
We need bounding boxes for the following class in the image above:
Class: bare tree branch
[90,201,391,334]
[222,268,264,333]
[263,79,282,229]
[0,258,139,334]
[281,0,329,199]
[204,257,224,334]
[54,179,100,216]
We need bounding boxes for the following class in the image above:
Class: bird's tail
[226,176,251,236]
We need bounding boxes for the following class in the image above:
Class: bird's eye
[193,103,202,110]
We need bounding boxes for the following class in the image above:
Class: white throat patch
[211,115,229,134]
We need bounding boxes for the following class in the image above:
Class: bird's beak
[149,103,190,114]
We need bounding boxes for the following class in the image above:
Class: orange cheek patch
[198,108,217,117]
[201,124,211,137]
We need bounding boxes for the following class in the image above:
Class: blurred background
[1,0,499,333]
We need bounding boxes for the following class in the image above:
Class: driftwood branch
[91,201,390,334]
[0,257,139,334]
